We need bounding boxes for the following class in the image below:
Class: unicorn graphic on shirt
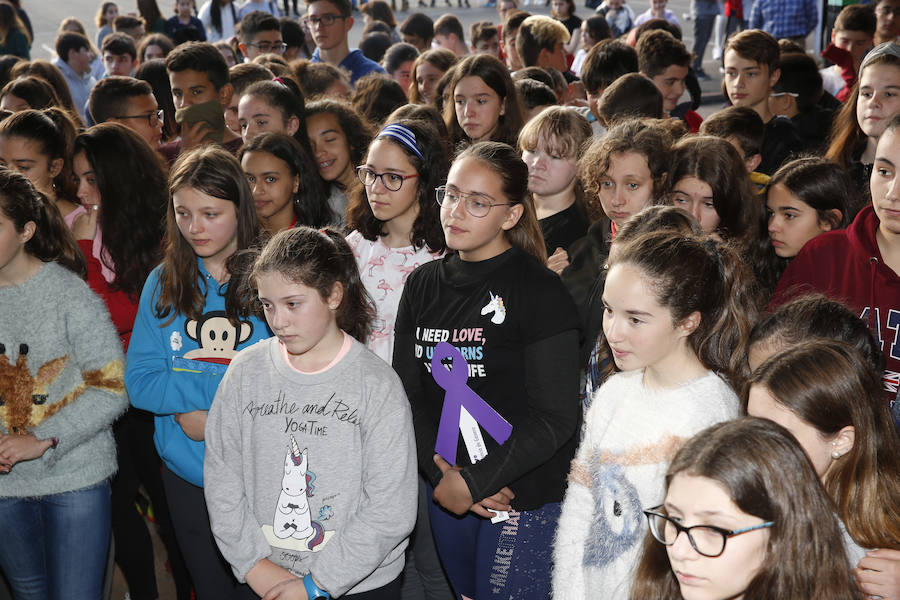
[481,291,506,325]
[272,436,326,550]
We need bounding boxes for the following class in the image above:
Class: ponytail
[0,168,86,277]
[454,141,548,263]
[0,108,79,201]
[248,227,375,342]
[607,231,761,387]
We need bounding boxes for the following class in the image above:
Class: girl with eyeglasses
[631,417,860,600]
[393,142,579,599]
[346,119,448,363]
[552,230,757,600]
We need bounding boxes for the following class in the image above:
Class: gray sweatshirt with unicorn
[204,335,417,597]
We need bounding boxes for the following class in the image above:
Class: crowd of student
[0,0,899,599]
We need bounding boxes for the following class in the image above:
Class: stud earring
[831,442,841,459]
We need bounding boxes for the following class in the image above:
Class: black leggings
[283,0,298,13]
[161,466,257,600]
[111,409,191,600]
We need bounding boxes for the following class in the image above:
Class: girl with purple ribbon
[393,141,580,598]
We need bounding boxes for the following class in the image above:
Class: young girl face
[580,22,596,50]
[670,177,720,235]
[766,183,833,258]
[177,0,193,18]
[856,63,900,140]
[143,43,166,62]
[307,112,353,184]
[745,384,835,478]
[238,95,299,144]
[362,139,421,227]
[416,61,444,104]
[522,136,579,198]
[440,156,522,261]
[454,75,505,143]
[73,152,101,211]
[104,3,119,24]
[552,0,571,18]
[172,186,239,266]
[257,271,341,360]
[598,151,655,228]
[0,204,32,280]
[602,263,692,373]
[241,150,298,224]
[0,135,61,196]
[392,60,415,98]
[663,473,769,600]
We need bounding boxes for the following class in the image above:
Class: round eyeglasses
[643,506,774,558]
[435,186,513,218]
[356,166,419,191]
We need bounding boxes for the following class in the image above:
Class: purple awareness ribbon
[431,341,512,464]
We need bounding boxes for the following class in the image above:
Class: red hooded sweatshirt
[770,205,900,397]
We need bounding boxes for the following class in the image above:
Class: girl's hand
[470,486,515,519]
[72,205,100,241]
[433,454,474,515]
[857,549,900,599]
[262,577,308,600]
[0,434,53,467]
[546,248,570,275]
[174,410,208,441]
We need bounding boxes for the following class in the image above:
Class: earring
[831,442,841,459]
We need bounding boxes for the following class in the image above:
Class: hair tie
[273,77,287,87]
[377,123,424,161]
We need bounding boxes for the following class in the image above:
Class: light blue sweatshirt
[125,258,270,486]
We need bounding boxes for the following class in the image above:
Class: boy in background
[577,39,638,135]
[102,32,137,77]
[773,52,835,152]
[470,21,500,57]
[238,11,286,61]
[636,29,701,131]
[723,29,803,174]
[821,4,876,100]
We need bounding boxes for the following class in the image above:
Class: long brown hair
[606,231,761,388]
[0,168,86,277]
[631,417,860,600]
[248,227,375,342]
[454,141,547,263]
[826,52,900,167]
[443,53,524,147]
[154,146,259,325]
[746,340,900,550]
[74,123,167,299]
[407,48,457,105]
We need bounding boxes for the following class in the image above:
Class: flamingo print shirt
[346,231,443,364]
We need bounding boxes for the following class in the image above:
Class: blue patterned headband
[377,124,424,161]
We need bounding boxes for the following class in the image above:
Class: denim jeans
[693,14,717,71]
[0,481,111,600]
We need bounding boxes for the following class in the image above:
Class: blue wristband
[303,574,330,599]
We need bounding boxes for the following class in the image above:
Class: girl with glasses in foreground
[631,417,860,600]
[393,141,579,598]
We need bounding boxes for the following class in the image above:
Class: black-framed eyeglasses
[248,41,287,54]
[356,166,419,191]
[435,186,513,218]
[643,506,774,558]
[302,13,345,27]
[113,109,164,127]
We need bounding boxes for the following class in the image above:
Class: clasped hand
[432,454,514,518]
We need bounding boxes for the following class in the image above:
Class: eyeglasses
[643,506,774,558]
[356,166,419,191]
[302,13,345,27]
[248,41,287,54]
[113,109,164,127]
[435,186,514,218]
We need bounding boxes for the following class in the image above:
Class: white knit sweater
[552,369,739,600]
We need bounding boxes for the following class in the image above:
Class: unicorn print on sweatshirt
[263,435,334,552]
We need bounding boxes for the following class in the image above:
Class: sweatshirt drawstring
[869,256,879,332]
